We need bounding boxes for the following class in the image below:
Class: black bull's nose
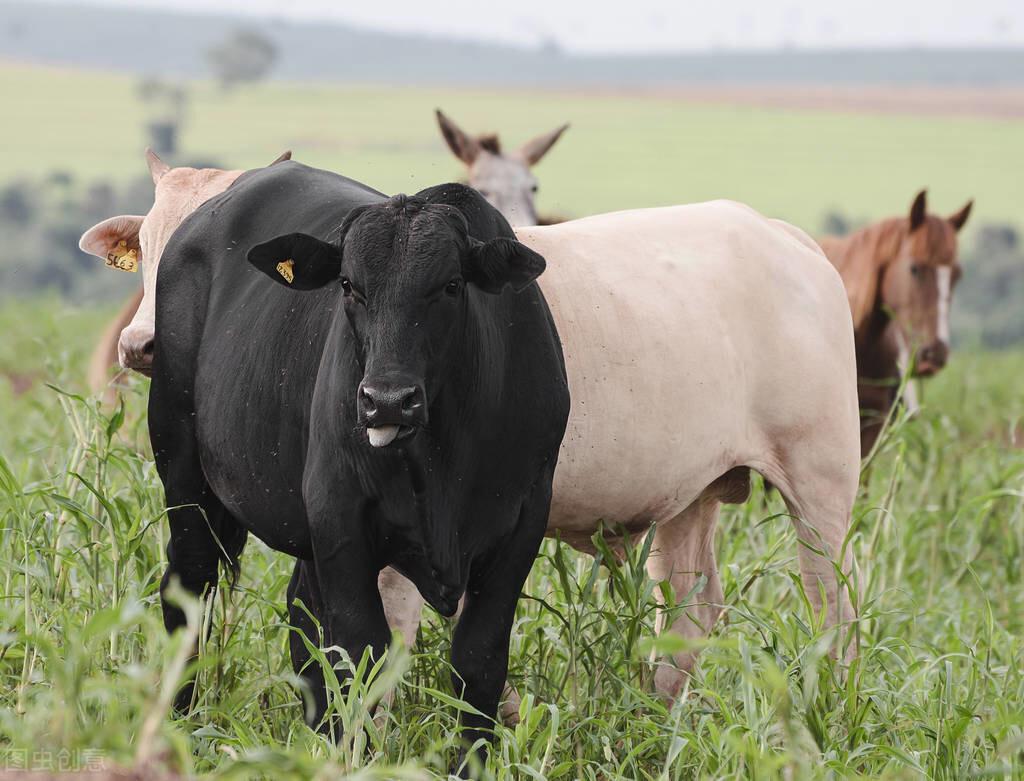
[358,381,427,427]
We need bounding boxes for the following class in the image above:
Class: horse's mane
[819,218,905,330]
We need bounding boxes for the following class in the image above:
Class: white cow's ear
[247,233,342,291]
[466,237,546,294]
[79,215,145,262]
[145,148,170,184]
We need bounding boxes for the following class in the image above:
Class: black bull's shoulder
[149,162,569,618]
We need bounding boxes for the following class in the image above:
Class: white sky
[41,0,1024,52]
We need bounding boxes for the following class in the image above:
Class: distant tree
[137,79,188,157]
[975,224,1018,255]
[951,222,1024,348]
[0,181,35,224]
[206,28,278,90]
[822,210,853,236]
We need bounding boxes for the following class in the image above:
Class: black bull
[149,161,569,749]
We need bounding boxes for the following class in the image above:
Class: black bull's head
[247,193,547,613]
[248,194,545,447]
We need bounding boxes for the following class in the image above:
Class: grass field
[1,296,1024,779]
[2,61,1024,779]
[2,62,1022,235]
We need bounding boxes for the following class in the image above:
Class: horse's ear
[436,109,480,165]
[948,199,973,232]
[909,189,927,232]
[518,123,570,166]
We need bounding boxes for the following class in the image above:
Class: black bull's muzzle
[357,376,427,448]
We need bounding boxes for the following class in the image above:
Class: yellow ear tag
[276,259,295,284]
[105,240,138,272]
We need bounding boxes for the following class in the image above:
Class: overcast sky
[49,0,1024,53]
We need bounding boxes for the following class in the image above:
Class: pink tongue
[367,425,400,447]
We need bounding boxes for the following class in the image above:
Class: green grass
[1,298,1023,779]
[2,61,1024,777]
[2,62,1021,234]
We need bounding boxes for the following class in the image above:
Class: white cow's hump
[518,199,831,279]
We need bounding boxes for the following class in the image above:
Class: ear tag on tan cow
[105,240,138,272]
[276,259,295,284]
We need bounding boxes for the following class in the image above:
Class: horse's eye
[445,278,463,296]
[909,264,922,277]
[530,184,539,193]
[340,278,352,295]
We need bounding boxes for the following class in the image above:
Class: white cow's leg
[372,568,425,721]
[645,494,724,700]
[378,567,424,649]
[765,454,858,661]
[377,570,524,726]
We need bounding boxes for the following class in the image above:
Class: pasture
[1,61,1024,779]
[2,62,1023,234]
[2,303,1024,778]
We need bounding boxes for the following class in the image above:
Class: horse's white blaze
[936,266,952,344]
[368,425,400,448]
[893,327,920,414]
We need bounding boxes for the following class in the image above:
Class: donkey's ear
[466,237,546,294]
[436,109,481,165]
[247,233,341,291]
[948,199,973,232]
[909,189,928,231]
[518,123,570,166]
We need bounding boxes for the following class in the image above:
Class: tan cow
[82,149,291,397]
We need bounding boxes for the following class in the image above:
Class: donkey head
[436,109,568,227]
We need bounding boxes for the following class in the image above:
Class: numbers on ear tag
[276,259,295,284]
[105,240,138,272]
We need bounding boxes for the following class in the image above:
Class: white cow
[383,200,861,701]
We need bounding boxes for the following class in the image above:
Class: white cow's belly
[518,201,857,539]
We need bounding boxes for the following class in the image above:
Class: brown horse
[435,109,568,226]
[819,189,972,455]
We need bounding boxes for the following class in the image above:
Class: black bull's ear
[247,233,341,291]
[467,237,546,294]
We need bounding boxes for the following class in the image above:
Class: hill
[3,0,1024,86]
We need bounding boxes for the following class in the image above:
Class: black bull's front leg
[303,493,392,731]
[449,469,554,775]
[149,380,248,713]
